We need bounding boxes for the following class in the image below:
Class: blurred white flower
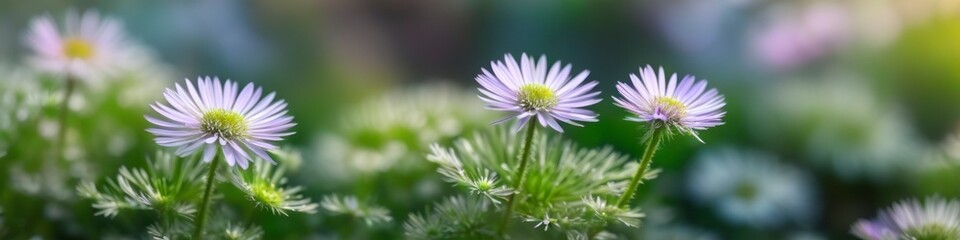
[755,74,929,181]
[0,66,53,155]
[688,148,815,228]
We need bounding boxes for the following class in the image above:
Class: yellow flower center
[653,96,687,120]
[735,181,758,201]
[63,38,95,59]
[518,83,558,111]
[904,223,960,240]
[200,109,248,139]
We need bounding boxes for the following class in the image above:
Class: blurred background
[1,0,960,239]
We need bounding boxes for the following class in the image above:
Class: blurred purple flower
[649,0,755,57]
[749,3,850,71]
[613,65,725,142]
[852,218,898,240]
[146,77,295,169]
[476,53,601,133]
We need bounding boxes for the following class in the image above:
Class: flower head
[756,77,925,181]
[688,148,814,228]
[852,196,960,240]
[583,196,646,228]
[476,53,601,132]
[230,160,317,215]
[146,77,295,169]
[24,10,140,80]
[613,65,725,142]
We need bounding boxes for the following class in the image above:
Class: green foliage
[419,126,655,237]
[320,194,392,226]
[403,196,494,240]
[78,149,315,239]
[313,84,497,183]
[78,151,205,236]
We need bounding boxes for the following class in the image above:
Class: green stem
[193,156,221,239]
[616,126,664,208]
[55,75,76,162]
[497,119,538,237]
[586,227,601,239]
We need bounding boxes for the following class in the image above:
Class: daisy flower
[755,77,925,181]
[852,196,960,240]
[613,65,725,142]
[476,53,601,132]
[24,10,140,81]
[146,77,295,169]
[688,148,815,228]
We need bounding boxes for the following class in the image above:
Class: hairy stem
[616,126,664,208]
[55,75,76,162]
[497,119,538,237]
[193,156,221,239]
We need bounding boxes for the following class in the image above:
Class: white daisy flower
[754,75,927,181]
[688,148,815,228]
[146,77,295,169]
[24,10,141,81]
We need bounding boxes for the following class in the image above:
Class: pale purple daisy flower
[852,196,960,240]
[23,10,141,81]
[613,65,725,142]
[476,53,600,133]
[146,77,295,169]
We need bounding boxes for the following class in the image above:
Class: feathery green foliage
[76,150,314,239]
[320,194,393,226]
[419,127,656,237]
[403,195,494,239]
[78,151,204,219]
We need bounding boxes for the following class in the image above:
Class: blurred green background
[2,0,960,239]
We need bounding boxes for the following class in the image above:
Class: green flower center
[251,181,284,208]
[200,109,248,139]
[63,38,95,59]
[518,83,558,111]
[653,96,687,119]
[734,181,758,201]
[475,179,493,191]
[905,223,960,240]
